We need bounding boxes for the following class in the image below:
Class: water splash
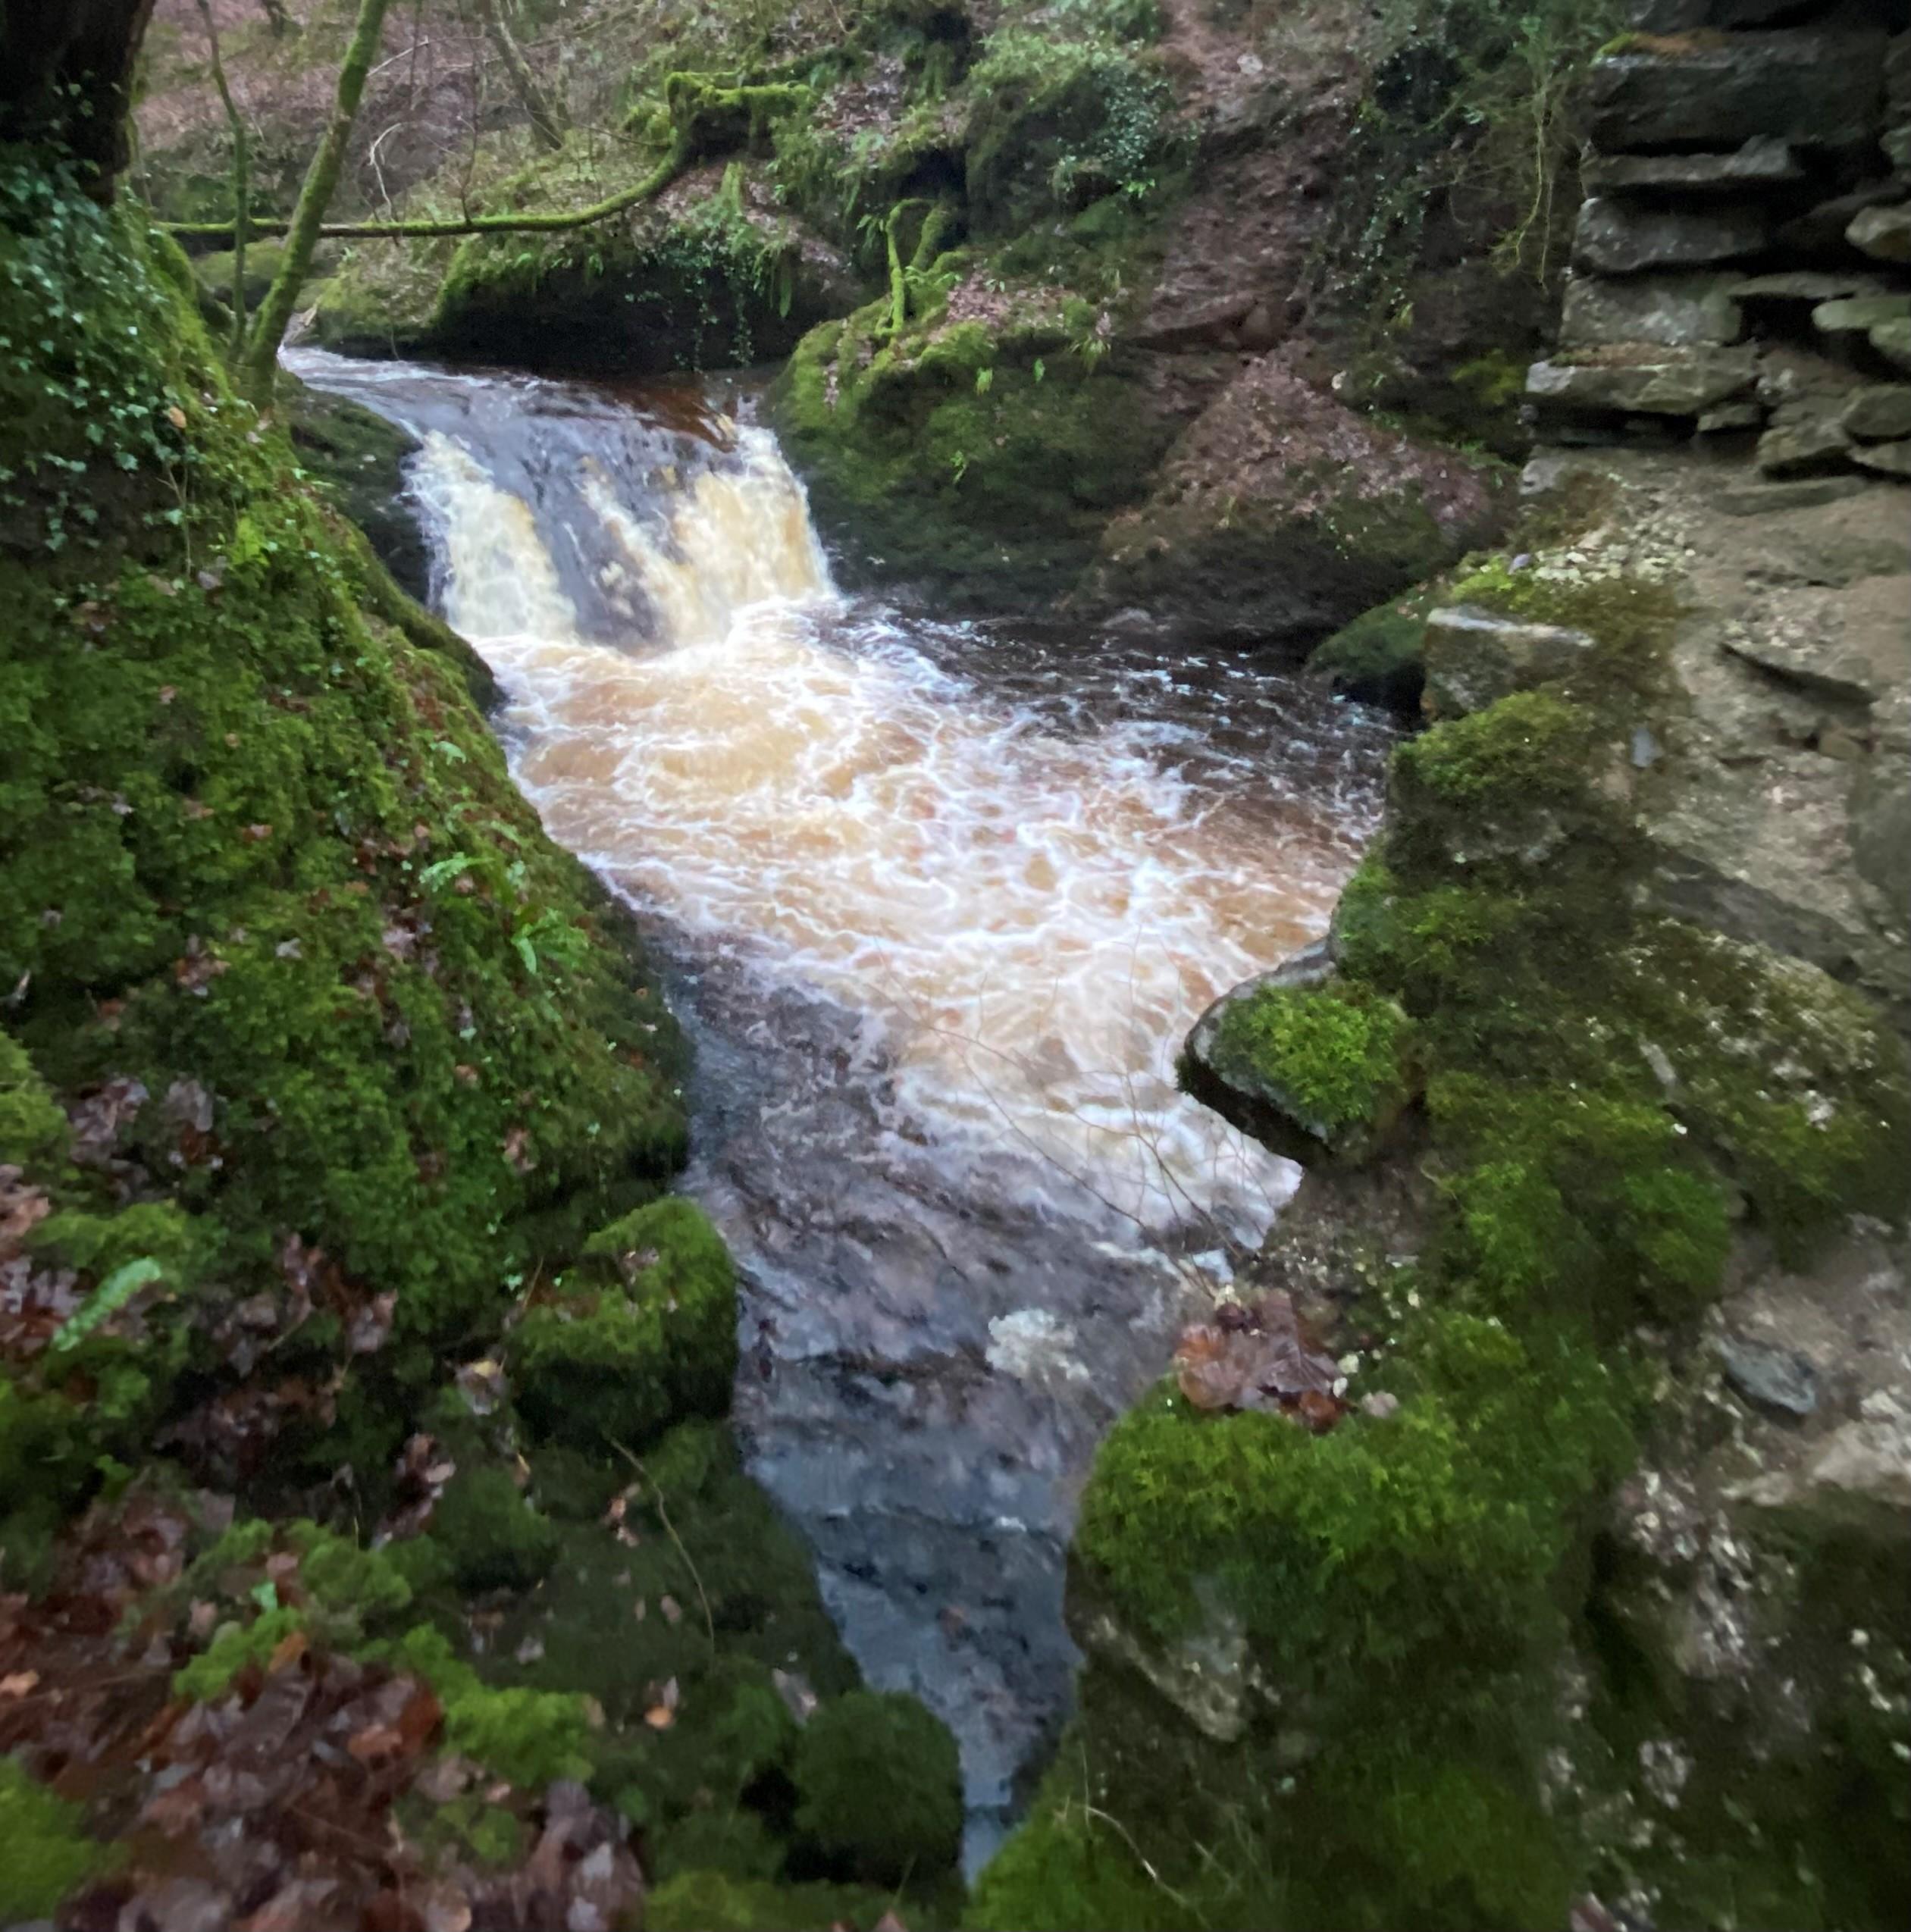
[406,420,1352,1237]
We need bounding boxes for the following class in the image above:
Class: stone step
[1574,197,1768,275]
[1560,273,1743,349]
[1580,136,1803,198]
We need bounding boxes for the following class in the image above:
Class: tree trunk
[477,0,567,153]
[242,0,393,402]
[195,0,252,363]
[256,0,293,36]
[0,0,158,195]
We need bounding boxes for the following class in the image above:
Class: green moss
[965,30,1174,233]
[1207,982,1414,1152]
[0,1755,108,1920]
[1393,688,1598,809]
[514,1198,737,1451]
[966,1777,1176,1932]
[0,1029,68,1166]
[1431,1075,1731,1330]
[1306,599,1429,711]
[794,1688,963,1886]
[772,297,1175,606]
[431,1465,562,1592]
[648,1870,909,1932]
[378,1626,597,1786]
[0,158,689,1434]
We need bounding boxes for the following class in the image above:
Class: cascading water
[289,348,1392,1862]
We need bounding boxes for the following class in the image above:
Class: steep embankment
[0,140,963,1932]
[976,6,1911,1930]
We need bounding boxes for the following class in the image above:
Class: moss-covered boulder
[793,1687,964,1886]
[771,289,1178,606]
[1181,967,1417,1167]
[512,1198,738,1451]
[0,149,685,1517]
[1306,596,1432,711]
[279,371,432,602]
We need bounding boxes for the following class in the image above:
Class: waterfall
[287,347,1391,1863]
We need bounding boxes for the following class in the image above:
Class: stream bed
[289,347,1392,1862]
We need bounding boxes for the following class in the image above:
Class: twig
[604,1436,715,1653]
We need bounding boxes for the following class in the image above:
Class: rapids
[288,348,1392,1862]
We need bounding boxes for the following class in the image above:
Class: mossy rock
[771,299,1176,609]
[1182,971,1416,1166]
[512,1198,738,1452]
[793,1687,963,1887]
[430,1465,562,1592]
[1307,597,1430,712]
[280,371,432,602]
[0,158,687,1545]
[0,1755,108,1920]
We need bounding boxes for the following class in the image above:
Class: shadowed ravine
[289,348,1392,1864]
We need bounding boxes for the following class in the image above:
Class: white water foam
[409,421,1364,1238]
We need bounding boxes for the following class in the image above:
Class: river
[287,347,1391,1863]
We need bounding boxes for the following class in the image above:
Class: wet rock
[1587,36,1888,156]
[1527,349,1757,418]
[1580,136,1801,199]
[1559,274,1743,349]
[1422,603,1596,715]
[1872,318,1911,373]
[1730,270,1891,305]
[1716,1335,1819,1420]
[1755,405,1852,478]
[1847,202,1911,265]
[1715,472,1868,515]
[1813,292,1911,340]
[1851,437,1911,477]
[1573,197,1767,276]
[1843,385,1911,441]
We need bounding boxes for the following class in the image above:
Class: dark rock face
[1587,33,1888,155]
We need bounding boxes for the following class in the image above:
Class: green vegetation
[0,1755,110,1919]
[512,1196,738,1449]
[794,1688,965,1884]
[981,531,1911,1925]
[1205,981,1414,1156]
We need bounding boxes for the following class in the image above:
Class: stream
[288,348,1393,1864]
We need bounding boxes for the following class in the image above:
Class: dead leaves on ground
[2,1489,646,1932]
[1174,1291,1349,1433]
